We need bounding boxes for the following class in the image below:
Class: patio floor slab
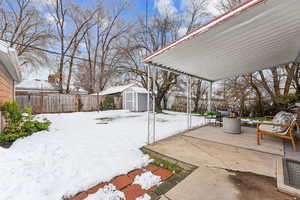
[183,126,284,156]
[163,165,240,200]
[162,164,298,200]
[146,134,281,178]
[144,133,299,200]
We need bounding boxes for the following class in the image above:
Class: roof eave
[148,61,214,82]
[0,41,21,82]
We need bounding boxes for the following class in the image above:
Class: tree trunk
[58,56,64,93]
[66,56,74,94]
[259,70,277,106]
[248,74,264,116]
[193,97,199,113]
[155,93,164,113]
[162,96,168,109]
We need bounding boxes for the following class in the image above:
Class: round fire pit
[223,117,241,134]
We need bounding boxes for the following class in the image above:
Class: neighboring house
[167,91,226,113]
[16,79,59,95]
[67,85,88,95]
[16,79,88,95]
[93,83,152,111]
[0,41,21,104]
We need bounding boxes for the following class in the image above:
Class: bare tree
[285,62,300,100]
[48,0,97,93]
[192,79,207,113]
[183,0,208,32]
[0,0,52,69]
[225,76,252,116]
[122,16,180,112]
[122,0,208,112]
[77,2,129,93]
[216,0,245,13]
[65,5,96,93]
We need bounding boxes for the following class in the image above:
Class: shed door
[138,93,148,111]
[125,92,134,110]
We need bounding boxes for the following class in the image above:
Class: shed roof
[126,87,148,94]
[94,83,137,96]
[144,0,300,82]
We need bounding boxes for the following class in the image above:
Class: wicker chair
[256,112,297,152]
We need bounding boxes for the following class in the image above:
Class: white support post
[208,81,213,112]
[186,76,190,129]
[147,65,151,144]
[152,69,156,143]
[189,77,192,128]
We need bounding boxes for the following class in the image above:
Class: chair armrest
[257,122,290,127]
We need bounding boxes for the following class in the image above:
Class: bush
[100,96,115,110]
[0,101,22,124]
[204,111,216,116]
[0,102,51,143]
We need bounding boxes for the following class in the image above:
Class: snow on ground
[133,172,161,190]
[136,194,151,200]
[0,110,204,200]
[85,184,125,200]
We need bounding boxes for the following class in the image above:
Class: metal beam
[147,65,151,144]
[148,61,214,82]
[189,77,192,128]
[152,69,156,143]
[208,81,213,112]
[186,76,190,129]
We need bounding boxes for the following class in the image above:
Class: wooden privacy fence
[16,94,101,114]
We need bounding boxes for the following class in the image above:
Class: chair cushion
[271,111,295,133]
[258,124,288,135]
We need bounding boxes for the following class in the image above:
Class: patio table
[223,117,241,134]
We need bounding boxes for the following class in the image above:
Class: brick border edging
[66,162,175,200]
[140,147,198,200]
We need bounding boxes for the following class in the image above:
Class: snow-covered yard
[0,110,204,200]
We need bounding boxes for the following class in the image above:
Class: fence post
[40,94,44,113]
[76,95,80,112]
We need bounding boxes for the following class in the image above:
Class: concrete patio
[184,125,284,156]
[144,125,299,200]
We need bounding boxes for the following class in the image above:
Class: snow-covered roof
[93,83,137,96]
[0,40,21,82]
[67,85,88,94]
[144,0,300,82]
[16,79,88,94]
[16,79,58,91]
[127,87,148,94]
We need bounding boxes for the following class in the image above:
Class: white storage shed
[93,83,152,112]
[123,86,152,112]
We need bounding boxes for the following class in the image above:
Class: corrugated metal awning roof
[144,0,300,82]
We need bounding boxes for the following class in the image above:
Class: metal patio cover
[144,0,300,82]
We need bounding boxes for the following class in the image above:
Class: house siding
[0,62,14,105]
